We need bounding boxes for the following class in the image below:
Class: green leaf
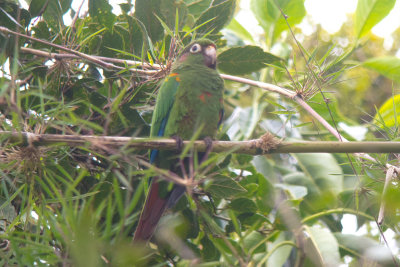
[294,153,343,195]
[194,0,236,34]
[304,226,341,266]
[42,0,72,28]
[0,199,17,223]
[373,94,400,128]
[89,0,112,17]
[307,92,349,128]
[363,56,400,83]
[0,2,31,28]
[218,45,282,75]
[243,231,266,253]
[225,18,255,43]
[334,233,393,263]
[354,0,396,39]
[250,0,305,42]
[205,175,247,198]
[160,0,188,32]
[274,183,308,200]
[88,0,115,29]
[200,235,220,261]
[185,0,212,18]
[29,0,48,17]
[135,0,187,43]
[230,198,257,213]
[267,232,293,267]
[135,0,164,42]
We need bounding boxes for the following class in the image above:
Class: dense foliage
[0,0,400,266]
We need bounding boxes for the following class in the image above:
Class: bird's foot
[200,137,213,164]
[171,135,183,152]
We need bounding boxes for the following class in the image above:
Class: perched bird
[133,39,224,241]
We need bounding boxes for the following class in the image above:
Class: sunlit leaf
[304,226,341,266]
[354,0,396,39]
[251,0,306,42]
[363,56,400,83]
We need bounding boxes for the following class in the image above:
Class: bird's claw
[171,135,183,152]
[201,137,213,164]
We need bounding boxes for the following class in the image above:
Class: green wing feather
[150,76,180,138]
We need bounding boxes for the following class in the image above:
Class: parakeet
[133,39,224,241]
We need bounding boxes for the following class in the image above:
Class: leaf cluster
[0,0,400,266]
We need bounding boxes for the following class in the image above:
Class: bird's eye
[190,44,202,53]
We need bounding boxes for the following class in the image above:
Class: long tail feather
[134,179,186,242]
[133,180,169,241]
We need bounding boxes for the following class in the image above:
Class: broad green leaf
[218,45,282,75]
[283,172,319,196]
[135,0,187,42]
[185,0,213,18]
[0,2,31,28]
[363,56,400,83]
[243,231,266,253]
[160,0,188,32]
[43,0,72,28]
[285,154,343,214]
[200,236,220,261]
[304,226,341,266]
[354,0,396,39]
[225,18,255,43]
[252,156,276,182]
[230,198,257,213]
[205,175,247,198]
[29,0,47,17]
[89,0,112,17]
[88,0,115,29]
[194,0,236,34]
[373,94,400,128]
[273,0,306,41]
[334,233,393,264]
[135,0,165,42]
[267,232,293,267]
[250,0,305,43]
[274,183,308,200]
[294,153,343,195]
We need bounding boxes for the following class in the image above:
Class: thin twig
[0,27,116,70]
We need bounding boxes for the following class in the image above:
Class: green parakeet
[133,39,224,241]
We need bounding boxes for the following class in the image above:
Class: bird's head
[177,39,217,69]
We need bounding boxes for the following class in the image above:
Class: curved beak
[204,45,217,69]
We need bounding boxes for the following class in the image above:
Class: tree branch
[3,131,400,154]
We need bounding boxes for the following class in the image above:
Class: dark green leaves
[89,0,114,29]
[0,2,31,28]
[135,0,188,42]
[230,198,258,213]
[205,175,247,198]
[194,0,236,34]
[218,45,282,75]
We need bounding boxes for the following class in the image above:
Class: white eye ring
[190,43,202,53]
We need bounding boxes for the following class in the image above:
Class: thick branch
[3,131,400,154]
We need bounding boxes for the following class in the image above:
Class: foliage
[0,0,399,266]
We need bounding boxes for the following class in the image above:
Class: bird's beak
[204,45,217,69]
